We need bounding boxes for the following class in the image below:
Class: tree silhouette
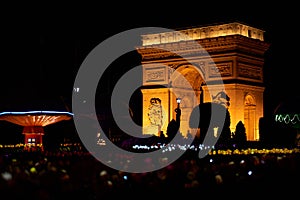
[233,121,247,148]
[166,119,179,142]
[189,102,231,147]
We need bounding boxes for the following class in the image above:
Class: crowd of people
[0,148,299,199]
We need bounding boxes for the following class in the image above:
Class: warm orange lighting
[137,22,270,141]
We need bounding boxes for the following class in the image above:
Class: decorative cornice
[136,35,270,61]
[141,22,265,46]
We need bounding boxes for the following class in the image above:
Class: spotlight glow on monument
[0,110,73,150]
[137,22,270,141]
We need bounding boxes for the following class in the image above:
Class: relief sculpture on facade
[238,64,262,80]
[209,62,233,78]
[144,67,166,84]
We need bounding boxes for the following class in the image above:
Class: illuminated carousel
[0,110,73,151]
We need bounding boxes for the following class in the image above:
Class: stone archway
[140,63,205,138]
[170,64,205,138]
[244,94,257,141]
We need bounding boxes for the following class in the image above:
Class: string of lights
[275,114,300,124]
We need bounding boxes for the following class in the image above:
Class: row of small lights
[208,148,299,155]
[1,143,299,155]
[132,143,300,155]
[0,143,43,148]
[0,143,81,148]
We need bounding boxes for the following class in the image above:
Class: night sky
[1,4,299,119]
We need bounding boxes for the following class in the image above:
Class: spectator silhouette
[166,107,181,143]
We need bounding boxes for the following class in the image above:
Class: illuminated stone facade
[136,22,270,141]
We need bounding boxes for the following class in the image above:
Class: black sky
[1,3,299,119]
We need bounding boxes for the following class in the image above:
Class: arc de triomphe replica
[136,22,270,141]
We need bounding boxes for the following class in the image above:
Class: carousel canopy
[0,110,73,127]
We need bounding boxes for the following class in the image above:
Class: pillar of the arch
[141,88,176,136]
[141,86,200,138]
[202,83,264,141]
